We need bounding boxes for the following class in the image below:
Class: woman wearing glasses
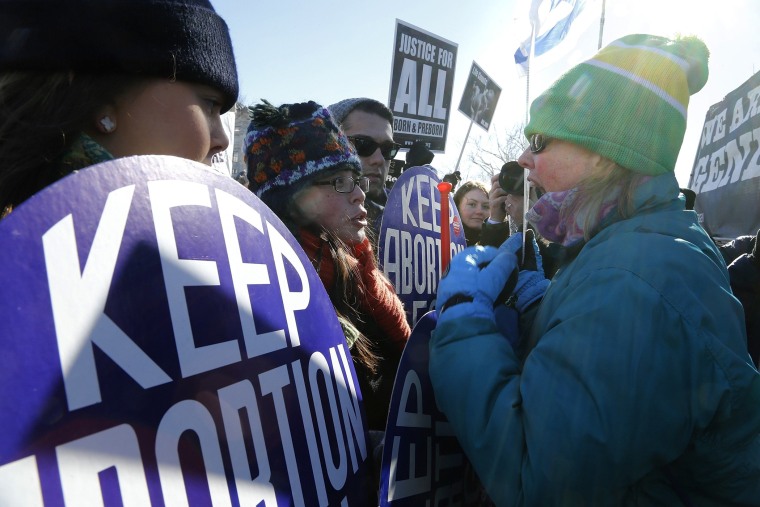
[244,100,411,434]
[429,35,760,504]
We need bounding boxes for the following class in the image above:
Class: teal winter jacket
[429,173,760,506]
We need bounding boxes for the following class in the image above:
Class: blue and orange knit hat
[525,33,709,175]
[244,101,361,210]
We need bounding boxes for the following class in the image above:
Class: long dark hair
[274,207,380,374]
[0,71,141,217]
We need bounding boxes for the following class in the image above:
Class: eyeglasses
[314,175,370,193]
[529,134,550,154]
[347,136,401,161]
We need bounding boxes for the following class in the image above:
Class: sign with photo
[457,61,502,131]
[388,19,458,153]
[0,155,372,506]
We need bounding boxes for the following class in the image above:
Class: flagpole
[597,0,606,49]
[523,24,537,261]
[525,24,536,126]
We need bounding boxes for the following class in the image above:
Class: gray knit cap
[328,97,393,125]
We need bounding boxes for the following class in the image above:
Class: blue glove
[436,245,518,323]
[499,229,550,312]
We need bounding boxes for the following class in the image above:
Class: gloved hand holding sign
[499,229,550,313]
[436,245,518,324]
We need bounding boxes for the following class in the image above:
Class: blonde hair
[563,157,647,240]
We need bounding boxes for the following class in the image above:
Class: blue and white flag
[514,0,587,73]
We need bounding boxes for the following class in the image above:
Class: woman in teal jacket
[430,34,760,506]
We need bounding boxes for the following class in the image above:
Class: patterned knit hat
[244,100,362,205]
[525,34,709,175]
[0,0,238,112]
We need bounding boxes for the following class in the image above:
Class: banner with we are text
[688,69,760,239]
[388,19,458,153]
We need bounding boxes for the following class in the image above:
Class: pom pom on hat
[244,100,362,207]
[525,33,709,175]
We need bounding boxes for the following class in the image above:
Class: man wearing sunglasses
[329,97,400,238]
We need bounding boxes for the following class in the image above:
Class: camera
[498,161,524,195]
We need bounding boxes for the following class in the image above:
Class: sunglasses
[529,134,550,154]
[347,136,401,160]
[313,175,370,194]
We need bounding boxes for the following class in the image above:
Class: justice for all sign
[0,156,371,506]
[388,19,458,153]
[379,166,467,325]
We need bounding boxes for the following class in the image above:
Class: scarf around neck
[58,133,114,175]
[297,227,410,350]
[526,186,620,247]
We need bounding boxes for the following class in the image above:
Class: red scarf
[299,228,411,351]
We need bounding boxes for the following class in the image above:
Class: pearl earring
[99,116,115,133]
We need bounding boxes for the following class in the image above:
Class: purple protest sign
[378,166,467,325]
[0,156,372,506]
[378,312,493,506]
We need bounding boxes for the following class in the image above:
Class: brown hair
[0,71,143,217]
[453,180,489,209]
[275,207,381,374]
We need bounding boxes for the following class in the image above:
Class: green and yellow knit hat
[525,34,709,175]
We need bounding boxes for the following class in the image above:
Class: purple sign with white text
[378,312,493,506]
[0,155,371,506]
[378,166,466,325]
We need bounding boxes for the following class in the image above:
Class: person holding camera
[429,34,760,504]
[481,161,526,241]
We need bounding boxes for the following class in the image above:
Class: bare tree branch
[466,123,528,182]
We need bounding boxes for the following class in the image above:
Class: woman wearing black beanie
[0,0,239,218]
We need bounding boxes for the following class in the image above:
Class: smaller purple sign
[378,312,493,506]
[378,166,466,325]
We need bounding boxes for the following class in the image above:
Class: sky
[213,0,760,188]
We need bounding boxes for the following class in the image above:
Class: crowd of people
[2,1,760,504]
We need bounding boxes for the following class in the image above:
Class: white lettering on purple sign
[383,175,465,321]
[9,178,367,506]
[0,345,364,506]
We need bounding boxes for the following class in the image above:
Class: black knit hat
[0,0,239,112]
[404,140,435,169]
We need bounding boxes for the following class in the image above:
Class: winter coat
[429,172,760,506]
